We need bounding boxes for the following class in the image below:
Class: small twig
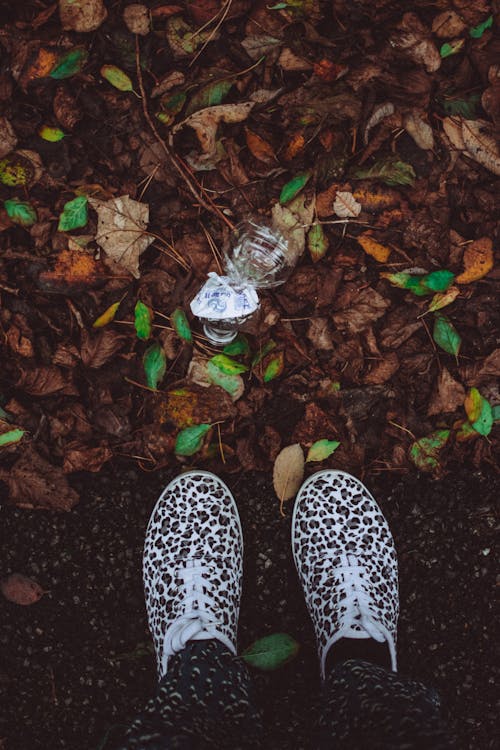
[388,421,416,440]
[217,422,226,464]
[189,0,233,67]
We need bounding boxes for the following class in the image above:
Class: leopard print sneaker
[292,470,399,680]
[143,471,243,678]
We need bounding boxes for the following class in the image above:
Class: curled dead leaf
[333,191,361,218]
[273,444,304,512]
[403,111,434,150]
[63,443,113,473]
[456,237,494,284]
[0,447,79,511]
[1,573,44,605]
[59,0,107,32]
[175,102,255,160]
[80,329,127,369]
[428,367,465,415]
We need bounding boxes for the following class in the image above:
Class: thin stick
[189,0,233,67]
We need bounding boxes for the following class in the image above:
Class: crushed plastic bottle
[190,219,293,346]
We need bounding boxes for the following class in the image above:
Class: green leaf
[442,94,480,119]
[306,439,340,462]
[175,424,211,456]
[186,79,234,116]
[251,339,276,367]
[101,64,134,92]
[206,361,244,399]
[134,301,153,340]
[279,171,311,204]
[492,404,500,422]
[0,155,30,186]
[156,91,187,126]
[382,270,454,297]
[307,223,329,262]
[171,308,192,343]
[433,313,461,355]
[50,47,88,79]
[440,40,465,58]
[39,125,65,142]
[465,387,493,436]
[410,430,450,472]
[422,270,455,293]
[353,156,416,187]
[223,335,250,357]
[3,199,37,227]
[0,428,25,447]
[263,351,284,382]
[210,354,248,375]
[469,15,493,38]
[57,196,88,232]
[143,343,166,389]
[241,633,299,671]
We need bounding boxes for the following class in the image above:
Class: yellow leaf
[284,132,305,160]
[356,233,391,263]
[93,300,121,328]
[464,387,482,423]
[456,237,494,284]
[427,286,460,312]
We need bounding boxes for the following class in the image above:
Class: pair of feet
[143,470,399,681]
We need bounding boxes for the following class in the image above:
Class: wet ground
[0,465,498,750]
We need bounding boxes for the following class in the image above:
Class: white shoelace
[160,558,232,675]
[322,553,397,676]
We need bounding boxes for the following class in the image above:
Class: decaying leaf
[333,285,390,334]
[80,329,126,369]
[92,195,153,278]
[245,128,276,164]
[0,447,79,510]
[456,237,494,284]
[464,387,493,436]
[175,102,255,161]
[59,0,107,32]
[410,430,450,472]
[356,234,390,263]
[403,111,435,150]
[306,439,340,462]
[333,191,361,218]
[1,573,45,606]
[391,12,441,73]
[63,444,113,473]
[37,248,104,293]
[428,367,465,415]
[273,443,304,509]
[0,116,17,158]
[123,3,150,35]
[443,116,500,175]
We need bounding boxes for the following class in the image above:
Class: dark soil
[1,465,497,750]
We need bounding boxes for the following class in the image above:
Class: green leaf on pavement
[175,423,211,456]
[223,335,250,357]
[210,354,248,375]
[0,428,25,447]
[58,195,88,231]
[263,351,284,382]
[171,308,192,343]
[464,387,493,436]
[50,47,88,79]
[143,343,166,389]
[3,198,37,227]
[279,171,311,204]
[307,223,329,262]
[242,633,300,671]
[134,301,153,340]
[39,126,65,142]
[433,313,461,355]
[469,15,493,38]
[353,156,416,187]
[306,439,340,462]
[410,430,450,472]
[101,65,134,92]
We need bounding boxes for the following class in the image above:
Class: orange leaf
[356,233,391,262]
[38,249,104,293]
[352,187,400,212]
[20,47,58,88]
[244,127,276,164]
[456,237,494,284]
[313,59,347,82]
[284,132,305,161]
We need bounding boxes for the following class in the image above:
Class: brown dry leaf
[176,102,255,157]
[278,48,313,72]
[244,128,276,164]
[59,0,107,32]
[356,234,391,263]
[19,46,59,89]
[49,403,92,441]
[53,342,81,368]
[461,119,500,176]
[241,34,281,61]
[307,318,334,350]
[428,367,465,415]
[403,111,434,150]
[273,443,304,508]
[92,195,153,279]
[392,12,441,73]
[456,237,494,284]
[80,329,127,369]
[151,71,185,98]
[466,349,500,385]
[38,248,105,293]
[1,573,44,606]
[53,87,81,130]
[333,285,390,334]
[156,385,235,429]
[292,403,337,446]
[63,443,113,473]
[333,191,361,218]
[442,116,465,150]
[123,4,150,35]
[364,352,399,385]
[353,185,401,213]
[432,10,467,38]
[364,102,395,145]
[16,365,76,396]
[284,131,306,161]
[0,447,79,511]
[6,323,34,358]
[316,183,339,217]
[0,116,17,158]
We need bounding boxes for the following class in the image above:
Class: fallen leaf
[0,116,17,158]
[278,48,312,71]
[333,285,390,334]
[0,150,43,187]
[469,15,493,38]
[307,317,334,350]
[461,119,500,176]
[456,237,494,284]
[306,439,340,462]
[123,3,150,35]
[403,111,435,150]
[284,132,306,161]
[171,308,192,342]
[427,286,460,312]
[273,443,304,509]
[333,191,361,218]
[263,351,284,382]
[467,349,500,386]
[1,573,44,606]
[245,128,276,164]
[356,234,390,262]
[210,354,248,375]
[464,387,493,436]
[392,12,441,73]
[166,15,218,58]
[0,447,79,510]
[0,425,26,447]
[143,342,166,389]
[440,39,465,58]
[353,156,416,186]
[19,46,59,88]
[433,313,461,355]
[242,633,299,671]
[410,430,450,472]
[186,80,234,116]
[307,223,329,262]
[175,423,211,456]
[432,11,467,38]
[59,0,107,32]
[16,365,76,396]
[157,386,235,429]
[80,329,126,368]
[3,199,37,227]
[92,195,153,278]
[175,102,255,160]
[364,352,399,385]
[241,34,281,60]
[37,248,104,293]
[93,299,122,328]
[49,47,88,79]
[101,65,134,93]
[63,444,113,473]
[134,300,152,340]
[39,125,65,142]
[58,195,88,231]
[428,367,465,415]
[206,361,244,401]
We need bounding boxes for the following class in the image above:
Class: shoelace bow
[160,558,220,675]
